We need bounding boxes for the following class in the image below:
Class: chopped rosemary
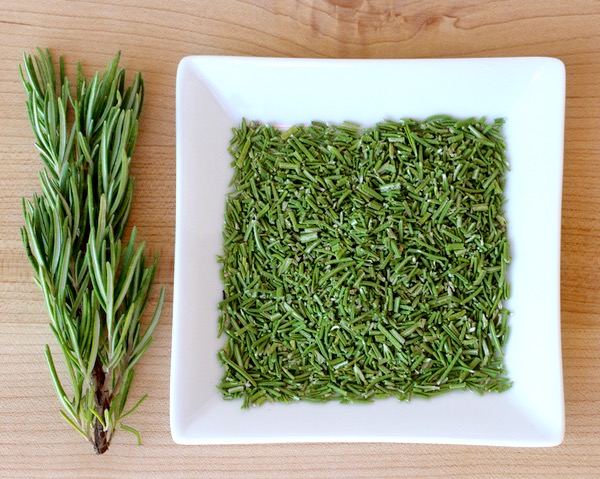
[217,116,511,407]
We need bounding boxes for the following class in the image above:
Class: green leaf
[119,394,147,422]
[119,424,142,446]
[59,410,88,440]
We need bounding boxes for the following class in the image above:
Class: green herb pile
[217,116,511,408]
[20,49,165,453]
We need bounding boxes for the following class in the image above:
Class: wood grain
[2,0,600,477]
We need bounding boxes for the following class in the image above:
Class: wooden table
[2,1,599,477]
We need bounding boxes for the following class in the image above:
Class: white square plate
[171,56,565,446]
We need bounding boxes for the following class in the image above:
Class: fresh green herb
[218,116,511,407]
[20,48,165,453]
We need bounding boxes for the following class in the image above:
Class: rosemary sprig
[20,48,165,454]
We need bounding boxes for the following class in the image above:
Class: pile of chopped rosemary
[217,116,511,408]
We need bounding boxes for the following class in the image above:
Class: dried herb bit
[20,48,165,453]
[218,116,511,408]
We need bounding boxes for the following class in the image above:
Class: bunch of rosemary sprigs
[20,49,164,454]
